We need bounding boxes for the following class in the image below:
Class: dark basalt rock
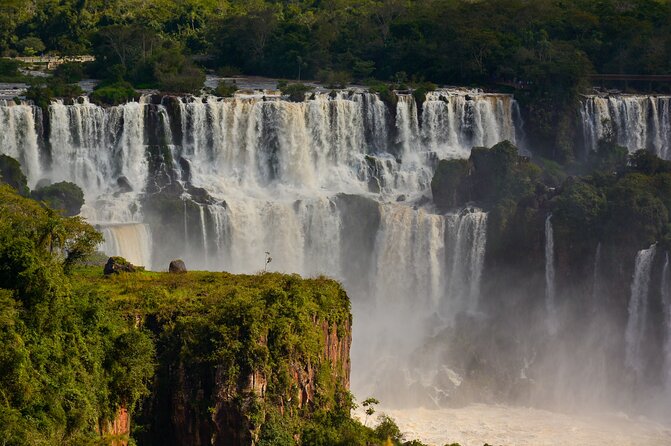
[169,259,187,273]
[117,176,133,193]
[104,256,138,275]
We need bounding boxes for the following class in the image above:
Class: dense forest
[3,0,671,160]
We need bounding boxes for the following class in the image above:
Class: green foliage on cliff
[70,266,353,444]
[432,142,671,270]
[0,185,153,446]
[432,141,540,213]
[0,154,29,196]
[90,81,139,106]
[31,181,85,216]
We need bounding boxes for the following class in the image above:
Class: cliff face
[146,317,352,446]
[94,270,352,446]
[100,407,130,446]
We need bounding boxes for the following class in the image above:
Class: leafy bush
[0,154,29,196]
[0,59,22,81]
[15,36,45,55]
[90,81,138,106]
[215,79,238,97]
[281,83,313,102]
[317,70,352,89]
[53,62,85,83]
[31,181,85,216]
[24,79,83,109]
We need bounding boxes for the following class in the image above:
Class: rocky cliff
[84,269,352,446]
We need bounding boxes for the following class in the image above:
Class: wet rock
[169,259,187,273]
[104,256,137,275]
[117,176,133,193]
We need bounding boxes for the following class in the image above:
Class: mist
[2,87,671,439]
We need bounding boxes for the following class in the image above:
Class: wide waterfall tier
[581,95,671,158]
[0,89,518,205]
[0,89,511,407]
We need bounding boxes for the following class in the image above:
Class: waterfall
[662,253,671,393]
[592,242,602,311]
[100,223,153,269]
[624,244,656,379]
[1,88,514,407]
[581,95,671,158]
[545,215,558,335]
[0,101,41,186]
[445,210,488,315]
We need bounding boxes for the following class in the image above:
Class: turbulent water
[544,215,558,335]
[624,244,656,380]
[0,88,514,405]
[662,254,671,394]
[100,223,153,269]
[3,87,671,437]
[368,405,671,446]
[581,95,671,158]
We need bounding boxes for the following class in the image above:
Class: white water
[581,95,671,158]
[662,253,671,393]
[0,101,41,186]
[367,405,671,446]
[545,215,558,335]
[48,97,148,223]
[100,224,153,269]
[624,244,656,379]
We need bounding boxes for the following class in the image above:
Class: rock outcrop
[169,259,187,273]
[104,256,138,275]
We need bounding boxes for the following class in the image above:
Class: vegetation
[31,181,85,216]
[24,78,83,109]
[0,58,25,82]
[3,0,671,156]
[0,154,29,196]
[0,184,151,445]
[431,139,671,270]
[280,83,314,102]
[0,160,432,445]
[90,81,139,106]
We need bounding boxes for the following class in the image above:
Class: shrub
[0,155,29,196]
[215,79,237,97]
[15,36,45,56]
[90,81,138,106]
[0,59,21,78]
[53,62,85,83]
[281,83,313,102]
[32,181,85,216]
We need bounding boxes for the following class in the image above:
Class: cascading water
[545,215,558,335]
[624,244,656,379]
[0,100,41,186]
[581,95,671,158]
[662,253,671,393]
[100,223,153,269]
[1,87,514,407]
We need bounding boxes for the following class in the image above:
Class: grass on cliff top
[71,267,351,376]
[72,267,350,327]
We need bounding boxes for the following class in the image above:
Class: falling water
[581,95,671,158]
[1,88,513,407]
[0,101,41,186]
[545,215,558,335]
[100,223,153,269]
[662,253,671,392]
[624,244,656,379]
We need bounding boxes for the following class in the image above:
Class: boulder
[169,259,187,273]
[104,256,137,275]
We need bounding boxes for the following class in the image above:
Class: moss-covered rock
[31,181,84,216]
[0,154,29,196]
[73,269,353,446]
